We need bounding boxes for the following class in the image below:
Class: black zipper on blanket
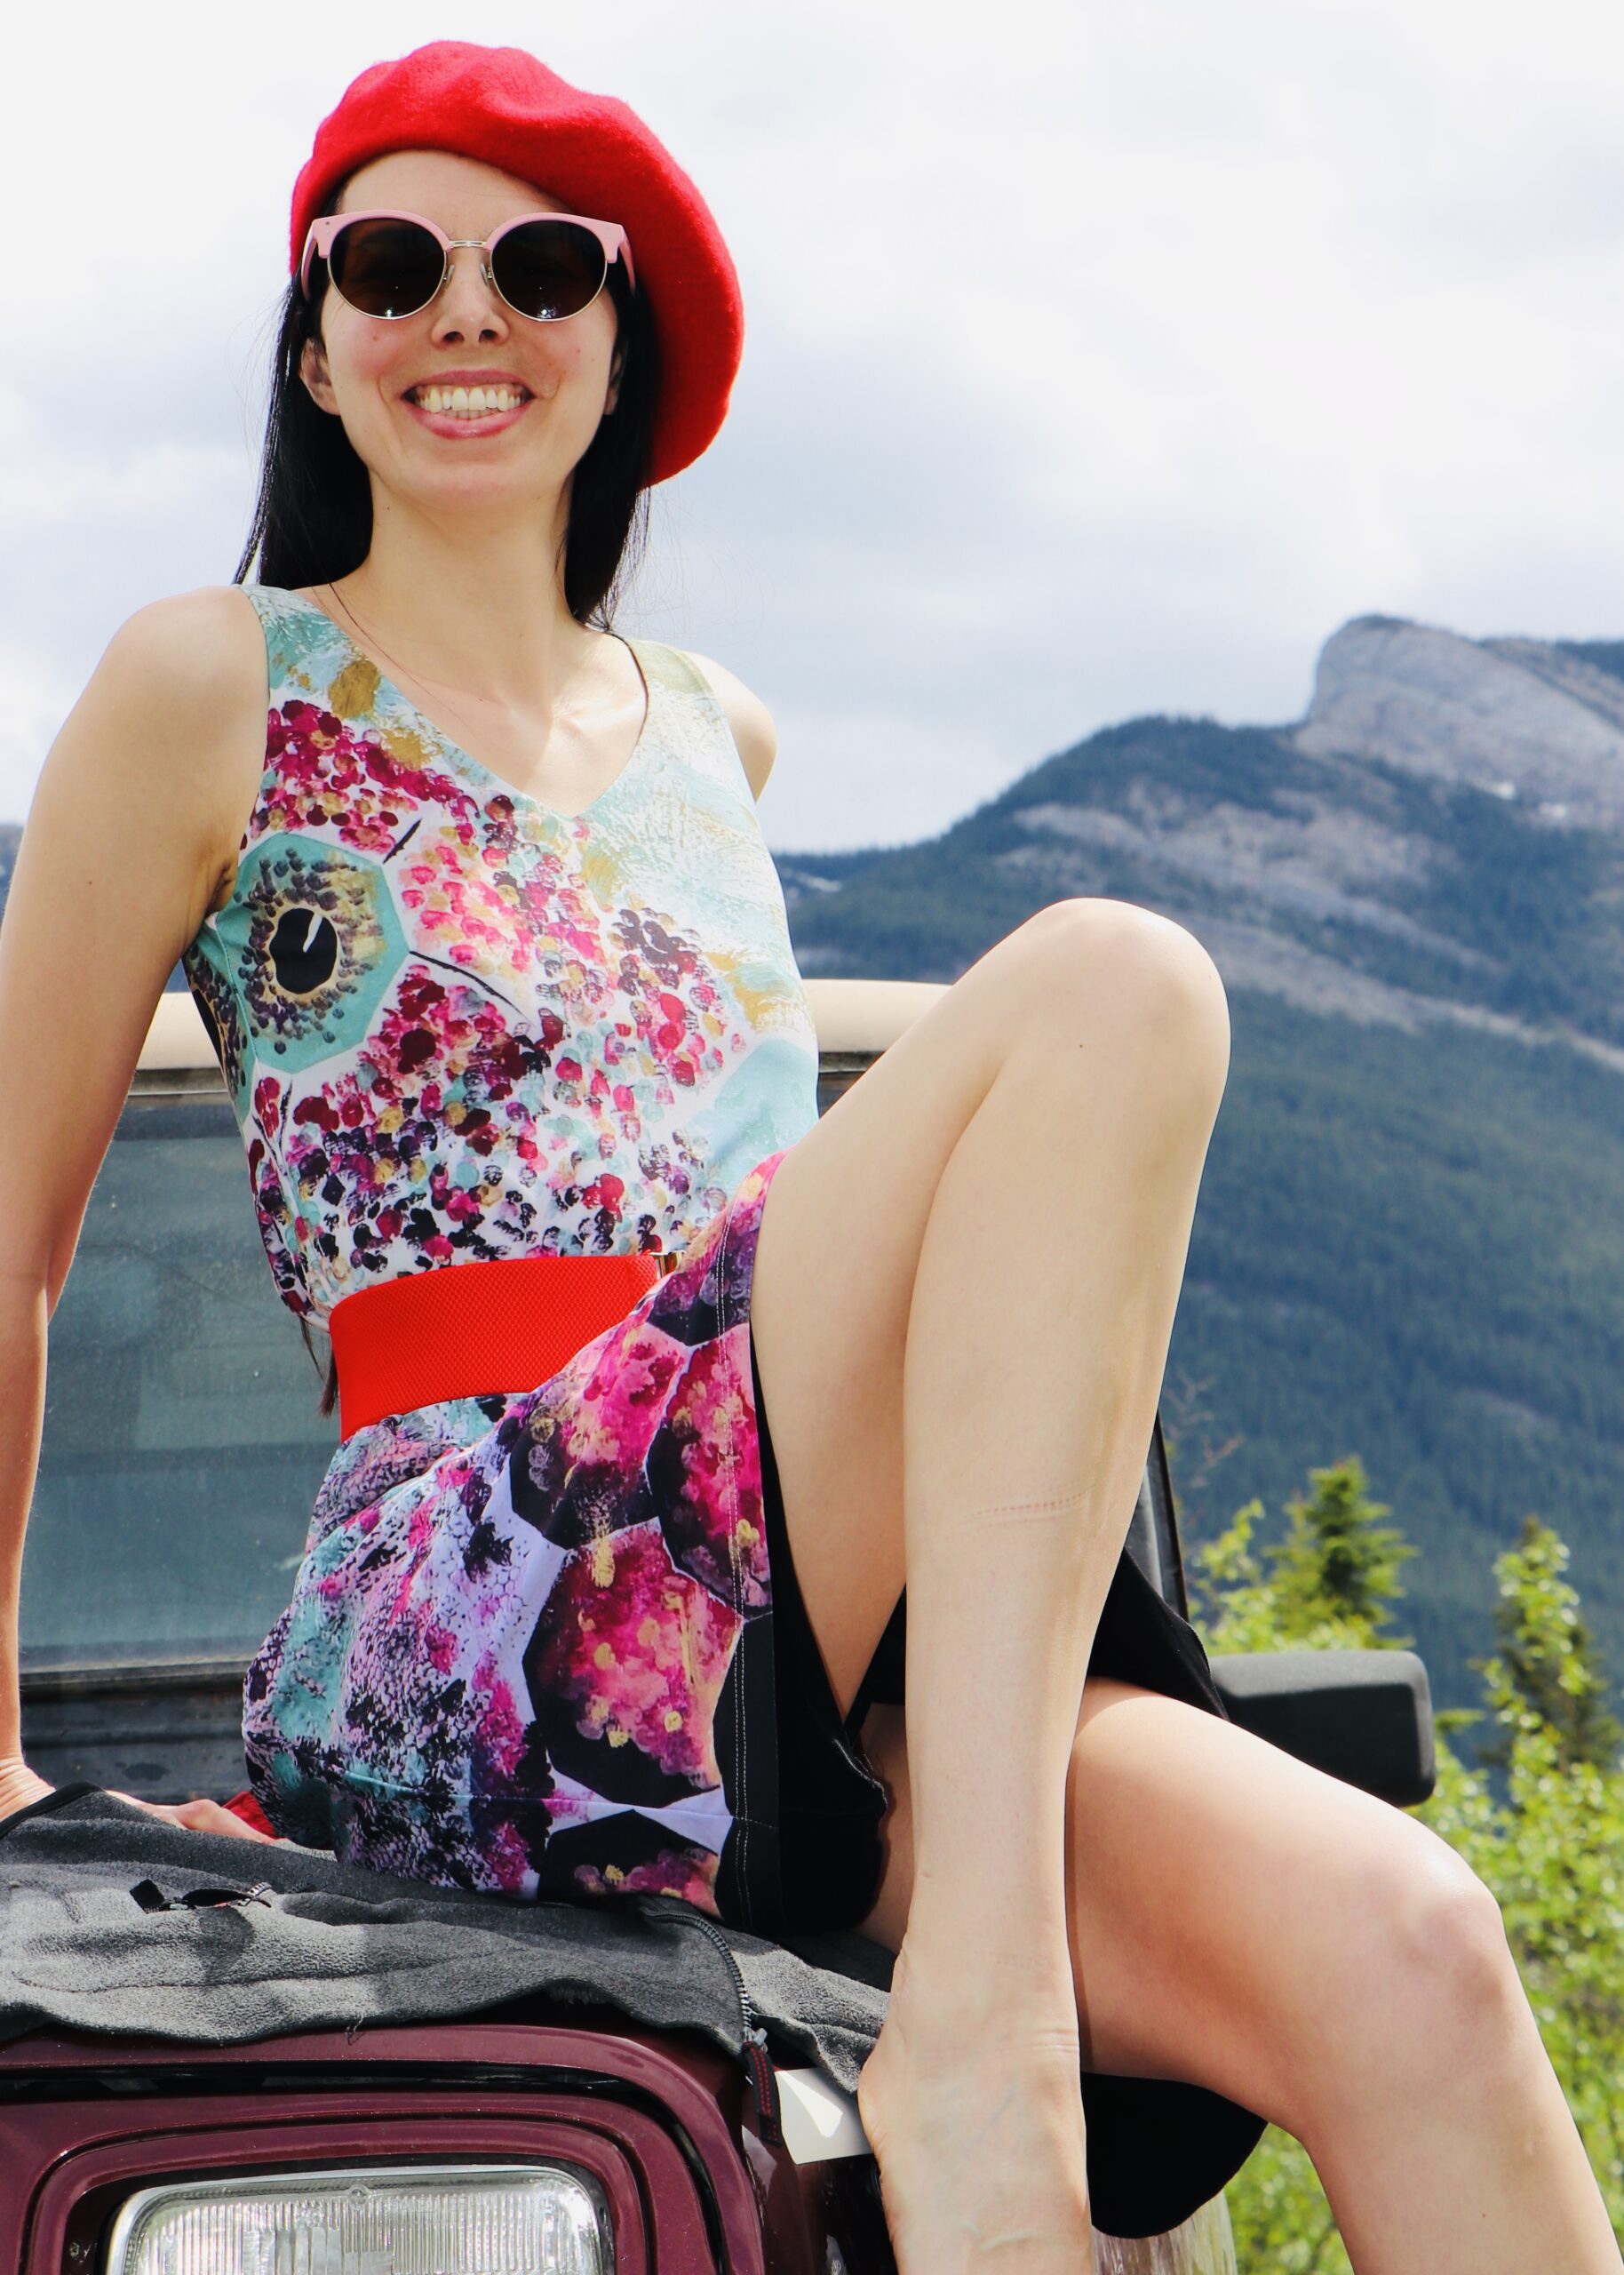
[643,1898,784,2148]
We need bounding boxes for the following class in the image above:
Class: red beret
[289,41,743,486]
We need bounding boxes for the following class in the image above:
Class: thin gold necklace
[322,581,593,725]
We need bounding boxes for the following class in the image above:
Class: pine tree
[1264,1456,1417,1647]
[1476,1515,1624,1774]
[1190,1454,1415,1655]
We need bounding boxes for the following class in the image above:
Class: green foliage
[1189,1473,1624,2259]
[1190,1457,1416,1659]
[1417,1519,1624,2225]
[1477,1517,1624,1772]
[1268,1457,1417,1647]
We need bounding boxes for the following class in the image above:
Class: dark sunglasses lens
[492,220,607,319]
[329,218,443,317]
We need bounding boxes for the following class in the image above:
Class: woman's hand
[0,1758,54,1821]
[106,1790,279,1843]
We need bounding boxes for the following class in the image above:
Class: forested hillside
[780,618,1624,1712]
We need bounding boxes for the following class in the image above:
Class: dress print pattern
[182,587,820,1920]
[185,600,817,1320]
[245,1151,786,1915]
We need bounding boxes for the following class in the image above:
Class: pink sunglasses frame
[298,207,637,318]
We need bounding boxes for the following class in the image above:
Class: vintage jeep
[7,977,1437,2274]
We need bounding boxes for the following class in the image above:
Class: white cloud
[3,0,1622,847]
[0,643,81,827]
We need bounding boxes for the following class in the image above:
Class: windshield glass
[22,1091,335,1672]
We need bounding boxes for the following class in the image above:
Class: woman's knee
[1390,1833,1519,2029]
[1006,897,1231,1111]
[1312,1824,1522,2098]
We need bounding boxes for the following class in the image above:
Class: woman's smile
[403,391,532,437]
[400,367,540,437]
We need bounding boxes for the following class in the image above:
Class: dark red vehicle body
[1,2015,897,2275]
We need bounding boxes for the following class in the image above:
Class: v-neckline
[275,586,656,828]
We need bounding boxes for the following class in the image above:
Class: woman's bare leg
[750,896,1616,2267]
[751,895,1233,2267]
[862,914,1229,2272]
[859,1680,1620,2274]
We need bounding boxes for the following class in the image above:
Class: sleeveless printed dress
[182,585,821,1928]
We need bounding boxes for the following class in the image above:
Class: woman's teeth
[411,385,526,417]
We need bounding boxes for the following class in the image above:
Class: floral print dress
[182,586,820,1928]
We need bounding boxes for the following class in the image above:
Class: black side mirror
[1207,1648,1437,1808]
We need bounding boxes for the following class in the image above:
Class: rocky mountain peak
[1296,615,1624,829]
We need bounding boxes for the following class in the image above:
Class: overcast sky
[4,0,1623,849]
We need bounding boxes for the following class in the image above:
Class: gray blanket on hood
[0,1784,890,2093]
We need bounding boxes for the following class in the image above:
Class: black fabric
[850,1509,1241,1727]
[850,1590,908,1728]
[750,1328,889,1937]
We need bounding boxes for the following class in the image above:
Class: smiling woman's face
[299,146,625,517]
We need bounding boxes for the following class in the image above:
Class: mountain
[780,617,1624,1715]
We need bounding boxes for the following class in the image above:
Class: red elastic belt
[328,1252,671,1441]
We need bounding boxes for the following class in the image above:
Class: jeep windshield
[20,1073,334,1674]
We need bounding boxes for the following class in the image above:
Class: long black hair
[233,176,663,1416]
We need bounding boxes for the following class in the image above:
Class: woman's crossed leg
[748,896,1619,2273]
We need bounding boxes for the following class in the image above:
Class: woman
[0,38,1616,2274]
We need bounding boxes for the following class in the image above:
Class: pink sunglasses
[299,208,636,323]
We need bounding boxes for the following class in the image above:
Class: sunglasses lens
[328,218,444,318]
[492,220,608,319]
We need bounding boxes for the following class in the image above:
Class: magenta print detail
[243,1149,787,1918]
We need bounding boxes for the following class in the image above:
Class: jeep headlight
[104,2164,612,2275]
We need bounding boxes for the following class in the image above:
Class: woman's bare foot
[857,1938,1095,2274]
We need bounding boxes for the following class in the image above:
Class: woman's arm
[0,587,268,1823]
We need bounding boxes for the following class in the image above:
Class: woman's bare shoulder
[105,584,267,721]
[681,647,777,800]
[0,587,271,1294]
[93,585,271,914]
[15,584,267,907]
